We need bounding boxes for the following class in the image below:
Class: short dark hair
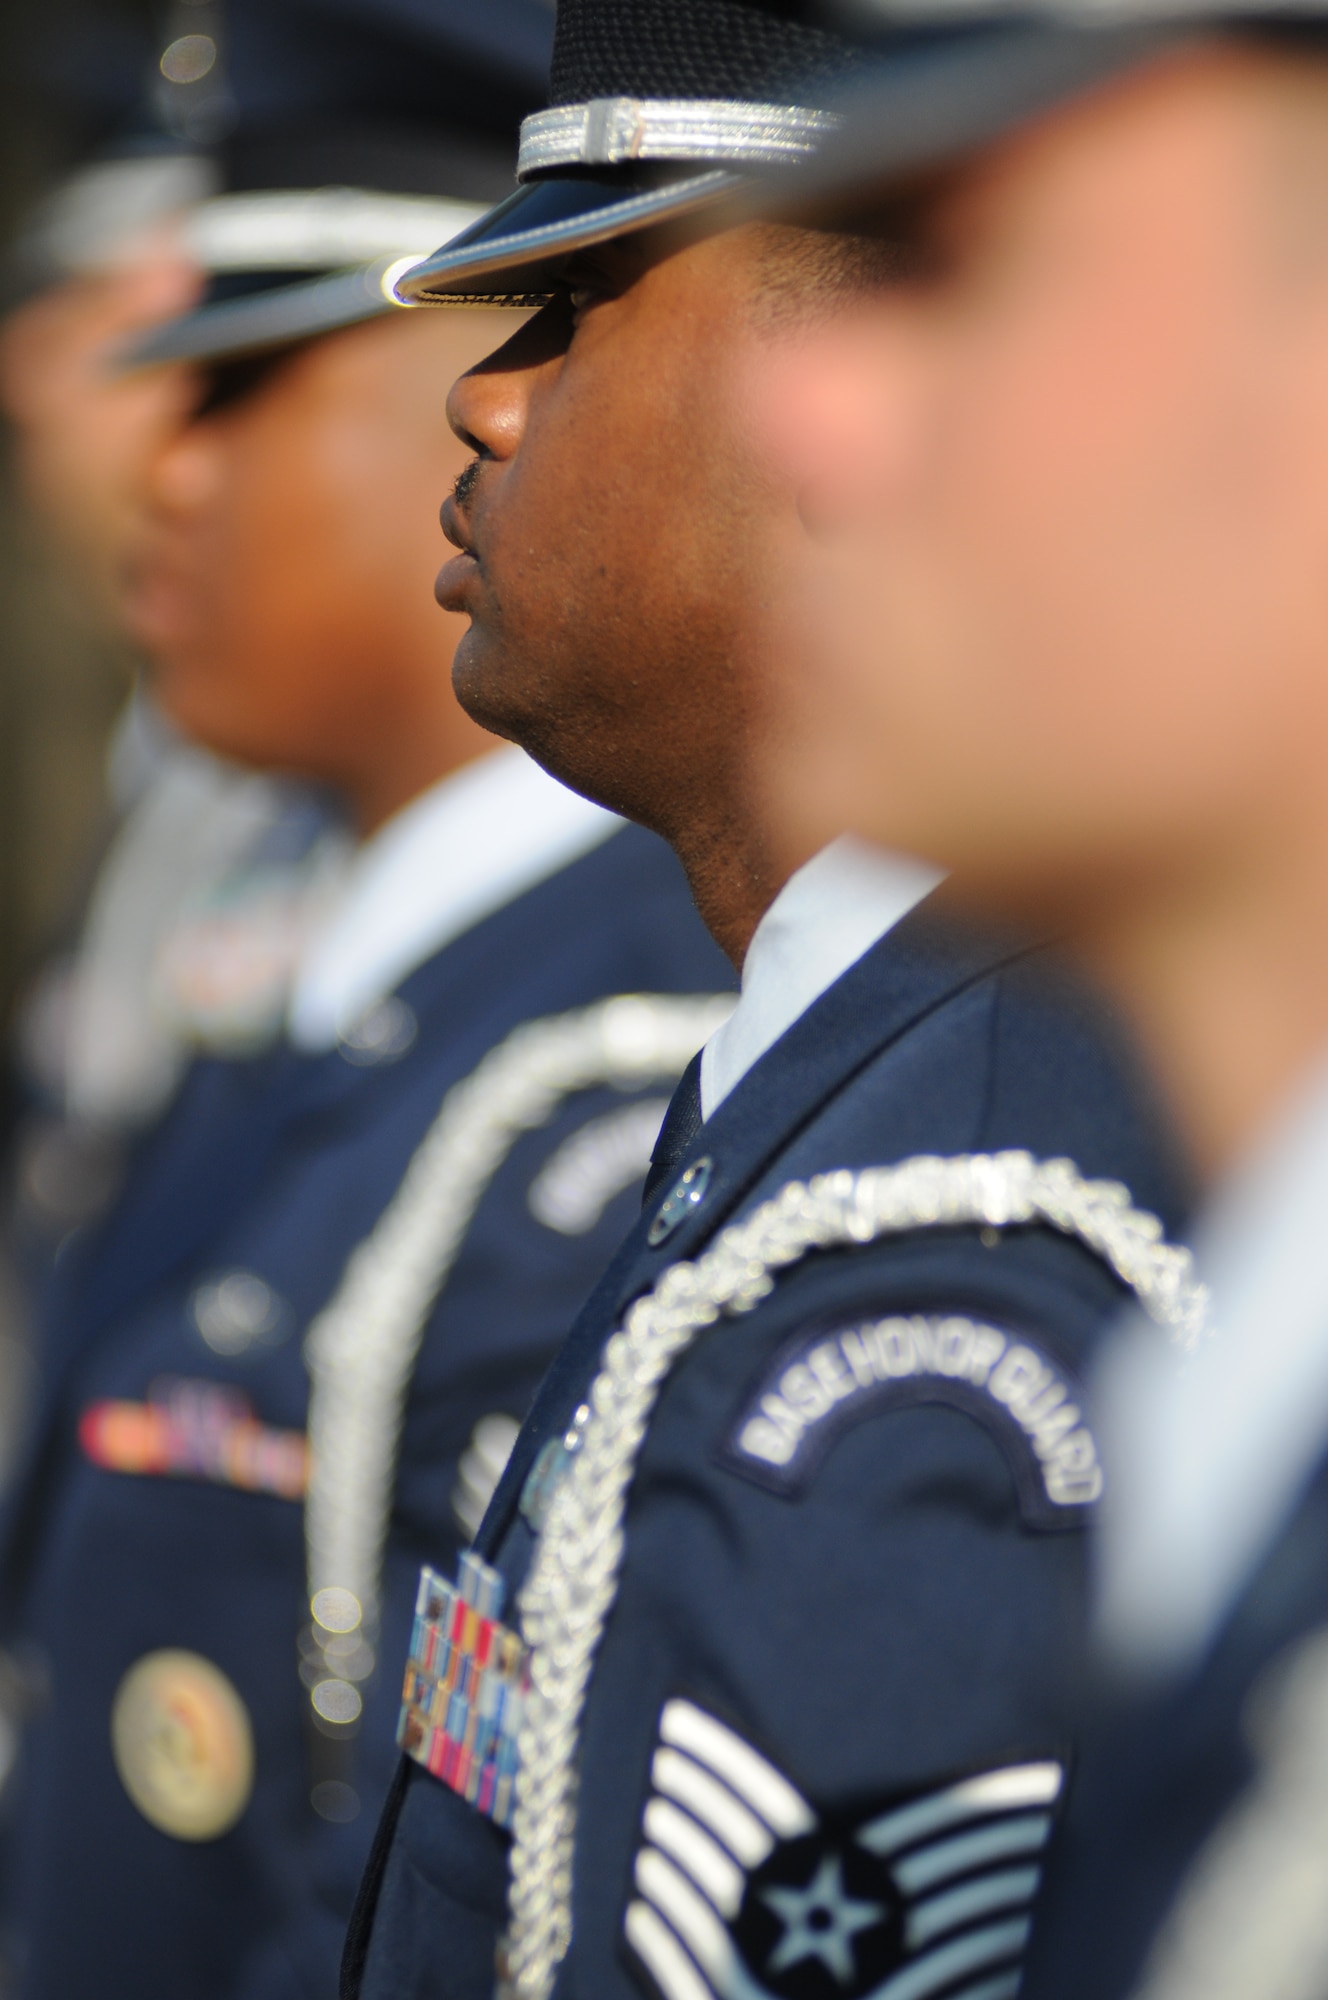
[748,219,919,331]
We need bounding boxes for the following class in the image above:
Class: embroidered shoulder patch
[624,1695,1062,2000]
[722,1315,1101,1528]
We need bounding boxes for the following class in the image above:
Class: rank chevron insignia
[625,1698,1062,2000]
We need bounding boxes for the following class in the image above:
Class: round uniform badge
[110,1649,254,1841]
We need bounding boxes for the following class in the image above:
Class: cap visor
[395,170,745,304]
[755,20,1194,222]
[117,259,411,370]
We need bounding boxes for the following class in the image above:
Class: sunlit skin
[745,43,1328,1177]
[124,308,516,833]
[0,240,201,621]
[437,225,822,968]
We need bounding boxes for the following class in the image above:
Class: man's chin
[450,630,632,818]
[450,625,520,742]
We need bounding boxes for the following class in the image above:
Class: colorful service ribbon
[398,1551,529,1828]
[80,1377,308,1501]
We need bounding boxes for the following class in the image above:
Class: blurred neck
[1070,827,1328,1185]
[347,698,499,838]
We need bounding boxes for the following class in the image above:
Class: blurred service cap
[753,3,1328,222]
[120,0,554,368]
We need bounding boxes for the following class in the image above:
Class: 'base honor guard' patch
[723,1314,1101,1528]
[624,1698,1062,2000]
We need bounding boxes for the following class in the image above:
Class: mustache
[453,458,483,511]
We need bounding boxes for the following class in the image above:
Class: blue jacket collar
[476,893,1030,1556]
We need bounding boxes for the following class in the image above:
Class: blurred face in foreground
[124,309,514,831]
[748,43,1328,1165]
[757,43,1328,909]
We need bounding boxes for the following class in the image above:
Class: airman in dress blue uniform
[728,12,1328,2000]
[1022,1096,1328,2000]
[0,6,733,1995]
[0,117,324,1316]
[341,6,1199,1998]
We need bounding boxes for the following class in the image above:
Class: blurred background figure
[0,0,171,1029]
[0,9,318,1462]
[738,12,1328,2000]
[0,2,734,1997]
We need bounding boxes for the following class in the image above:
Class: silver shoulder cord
[300,992,736,1726]
[500,1151,1210,2000]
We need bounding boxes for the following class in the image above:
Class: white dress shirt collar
[287,747,619,1051]
[699,836,945,1119]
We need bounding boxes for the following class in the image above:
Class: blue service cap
[392,0,862,305]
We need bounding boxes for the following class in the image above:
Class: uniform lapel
[476,897,1030,1558]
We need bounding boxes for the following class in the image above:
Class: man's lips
[435,549,479,613]
[439,487,475,557]
[121,544,204,653]
[436,490,480,612]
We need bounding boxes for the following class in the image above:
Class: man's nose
[446,364,526,462]
[446,300,573,461]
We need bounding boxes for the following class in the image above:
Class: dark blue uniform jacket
[346,905,1193,2000]
[1024,1450,1328,2000]
[0,822,731,2000]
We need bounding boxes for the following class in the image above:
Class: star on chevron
[760,1852,888,1987]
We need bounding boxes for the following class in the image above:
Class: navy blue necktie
[642,1050,704,1203]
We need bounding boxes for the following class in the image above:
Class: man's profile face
[438,225,787,837]
[749,44,1328,923]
